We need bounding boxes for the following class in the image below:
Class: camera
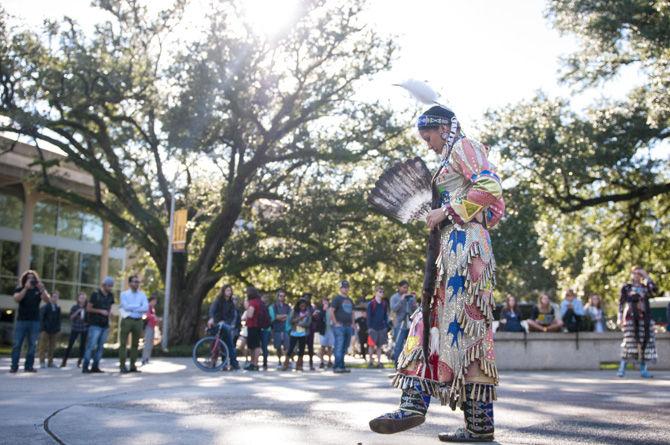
[30,278,38,286]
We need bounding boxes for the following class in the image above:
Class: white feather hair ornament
[393,79,452,110]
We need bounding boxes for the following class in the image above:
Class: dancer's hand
[426,208,447,230]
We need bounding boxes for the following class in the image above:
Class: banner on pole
[172,209,187,252]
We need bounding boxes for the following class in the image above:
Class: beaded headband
[416,115,452,128]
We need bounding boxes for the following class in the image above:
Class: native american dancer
[617,266,658,379]
[368,98,504,442]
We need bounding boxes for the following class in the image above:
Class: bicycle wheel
[192,336,230,372]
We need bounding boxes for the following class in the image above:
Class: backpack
[314,311,326,335]
[370,298,388,314]
[257,301,271,329]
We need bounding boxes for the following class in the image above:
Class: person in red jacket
[242,287,263,371]
[142,294,161,366]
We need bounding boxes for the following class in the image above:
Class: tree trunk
[167,287,206,345]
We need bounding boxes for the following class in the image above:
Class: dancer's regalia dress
[368,104,505,442]
[619,279,658,366]
[393,135,504,409]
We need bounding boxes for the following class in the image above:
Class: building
[0,136,126,342]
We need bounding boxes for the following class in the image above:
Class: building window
[0,240,19,277]
[0,240,20,294]
[79,253,101,286]
[77,285,98,299]
[28,246,110,299]
[33,201,58,235]
[0,192,23,229]
[81,214,103,243]
[33,200,106,244]
[55,249,79,286]
[53,282,76,301]
[57,206,84,240]
[30,245,56,282]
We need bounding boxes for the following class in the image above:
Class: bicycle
[192,323,231,372]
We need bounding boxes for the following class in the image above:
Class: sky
[2,0,646,138]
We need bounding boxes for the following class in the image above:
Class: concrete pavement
[1,357,669,445]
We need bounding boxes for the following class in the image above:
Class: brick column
[99,221,110,282]
[17,185,38,274]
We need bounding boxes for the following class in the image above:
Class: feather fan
[368,157,432,224]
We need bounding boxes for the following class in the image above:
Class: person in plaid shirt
[61,292,89,368]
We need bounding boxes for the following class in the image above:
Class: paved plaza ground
[1,356,669,445]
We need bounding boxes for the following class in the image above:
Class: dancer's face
[419,127,446,155]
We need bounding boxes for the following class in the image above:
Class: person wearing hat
[330,280,355,373]
[82,276,116,373]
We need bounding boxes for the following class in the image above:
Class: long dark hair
[294,298,308,312]
[503,294,520,315]
[246,286,260,300]
[586,294,602,310]
[19,269,40,287]
[217,284,233,301]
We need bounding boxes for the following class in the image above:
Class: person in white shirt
[118,275,148,373]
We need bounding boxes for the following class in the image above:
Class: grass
[348,361,394,369]
[600,361,634,370]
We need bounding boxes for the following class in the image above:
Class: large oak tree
[0,0,405,343]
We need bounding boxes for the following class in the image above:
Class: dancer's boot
[640,361,653,378]
[438,397,494,442]
[369,386,429,434]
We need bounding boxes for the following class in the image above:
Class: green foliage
[219,166,427,302]
[489,186,557,299]
[548,0,670,126]
[481,0,669,310]
[0,0,416,342]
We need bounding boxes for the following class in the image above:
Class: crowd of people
[204,278,433,373]
[498,291,606,333]
[10,270,159,374]
[7,266,662,379]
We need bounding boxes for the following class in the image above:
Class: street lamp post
[161,180,177,351]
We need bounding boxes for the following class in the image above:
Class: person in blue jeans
[207,284,240,370]
[260,294,272,370]
[269,289,291,367]
[11,270,52,373]
[82,277,115,373]
[391,286,418,368]
[389,280,409,343]
[330,280,355,373]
